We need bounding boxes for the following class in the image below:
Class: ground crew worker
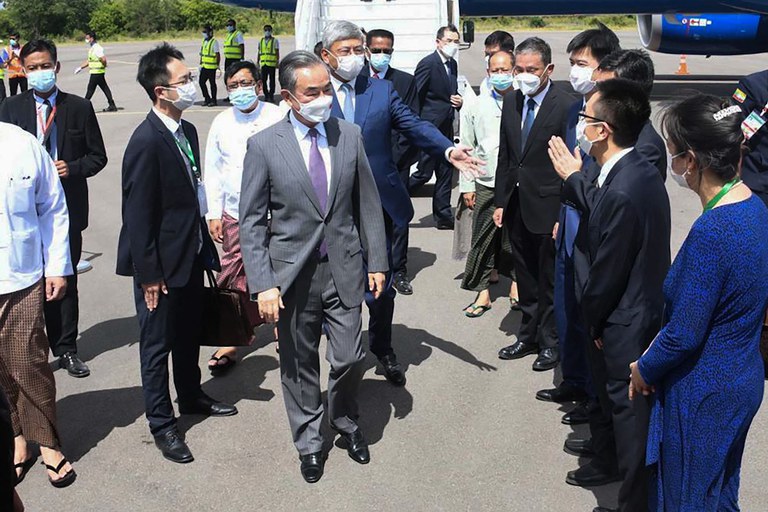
[4,32,26,96]
[75,31,118,112]
[200,24,221,107]
[732,69,768,206]
[257,24,279,102]
[223,19,245,72]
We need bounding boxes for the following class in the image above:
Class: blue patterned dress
[638,194,768,511]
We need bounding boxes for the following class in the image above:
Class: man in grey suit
[239,50,388,484]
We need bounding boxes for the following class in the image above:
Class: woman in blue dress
[629,94,768,511]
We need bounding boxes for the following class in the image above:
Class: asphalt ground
[12,31,768,511]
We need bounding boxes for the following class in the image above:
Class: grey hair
[322,20,364,50]
[278,50,326,93]
[514,37,552,65]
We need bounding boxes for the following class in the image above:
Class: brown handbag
[200,269,254,347]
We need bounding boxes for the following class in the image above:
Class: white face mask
[291,93,333,124]
[330,52,365,82]
[166,82,198,111]
[576,118,603,156]
[514,70,547,96]
[569,65,596,96]
[441,42,459,59]
[668,150,691,188]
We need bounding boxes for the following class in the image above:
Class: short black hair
[662,94,744,182]
[9,31,19,38]
[203,24,213,32]
[264,24,273,30]
[224,60,261,83]
[592,78,651,148]
[514,37,552,65]
[598,49,655,98]
[227,19,236,26]
[137,42,185,101]
[313,41,323,58]
[20,39,57,65]
[86,31,98,41]
[436,24,459,40]
[484,30,514,49]
[566,22,621,63]
[367,29,394,46]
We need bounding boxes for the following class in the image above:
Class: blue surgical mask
[27,69,57,94]
[230,86,259,111]
[10,39,17,47]
[369,53,391,71]
[264,31,272,38]
[488,72,514,91]
[226,25,235,33]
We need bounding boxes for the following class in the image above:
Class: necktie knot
[527,98,537,110]
[341,83,352,92]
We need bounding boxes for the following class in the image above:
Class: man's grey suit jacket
[239,114,388,308]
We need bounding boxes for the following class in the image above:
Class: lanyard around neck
[703,177,741,212]
[174,133,201,181]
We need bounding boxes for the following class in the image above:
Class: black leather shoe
[59,352,90,378]
[154,429,193,464]
[336,429,370,464]
[535,383,588,403]
[178,394,238,416]
[562,401,590,425]
[379,354,406,386]
[299,452,326,483]
[566,462,621,487]
[498,341,538,360]
[532,347,559,371]
[436,221,455,230]
[564,438,595,457]
[393,272,413,295]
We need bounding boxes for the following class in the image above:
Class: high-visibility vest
[0,67,4,80]
[200,39,219,70]
[223,31,244,60]
[5,47,24,79]
[88,45,106,74]
[259,38,278,67]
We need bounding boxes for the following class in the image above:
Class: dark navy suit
[330,74,451,358]
[733,70,768,206]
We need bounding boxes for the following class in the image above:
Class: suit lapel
[55,91,67,154]
[330,92,344,119]
[505,91,524,159]
[274,118,324,216]
[21,92,37,136]
[433,51,451,93]
[148,112,196,193]
[593,151,633,211]
[325,118,343,214]
[521,83,557,159]
[353,75,371,129]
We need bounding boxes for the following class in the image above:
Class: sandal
[15,455,37,485]
[464,303,492,318]
[208,351,236,376]
[43,458,77,489]
[509,297,521,311]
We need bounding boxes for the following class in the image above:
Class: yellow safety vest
[200,39,219,70]
[0,67,4,80]
[259,38,278,67]
[88,46,106,75]
[223,31,244,60]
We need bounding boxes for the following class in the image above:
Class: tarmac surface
[13,31,768,511]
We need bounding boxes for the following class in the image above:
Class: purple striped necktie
[308,127,328,257]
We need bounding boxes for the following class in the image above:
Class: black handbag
[200,269,254,347]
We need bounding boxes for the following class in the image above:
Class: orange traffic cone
[675,54,690,75]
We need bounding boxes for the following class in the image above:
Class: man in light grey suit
[239,50,388,484]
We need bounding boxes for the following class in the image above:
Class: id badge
[196,181,208,217]
[742,110,767,141]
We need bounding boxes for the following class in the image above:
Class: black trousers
[261,65,276,101]
[0,389,14,512]
[133,259,204,436]
[0,79,6,101]
[508,192,558,350]
[199,68,217,103]
[85,73,115,106]
[408,118,454,224]
[44,229,82,357]
[365,212,397,359]
[586,337,651,512]
[390,165,411,275]
[8,77,26,96]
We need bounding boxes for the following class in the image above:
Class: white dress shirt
[34,88,58,160]
[0,122,72,294]
[330,74,356,113]
[289,111,332,193]
[204,101,283,220]
[520,79,552,128]
[438,50,453,77]
[597,147,635,187]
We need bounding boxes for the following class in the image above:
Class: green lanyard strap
[174,135,201,182]
[703,177,741,212]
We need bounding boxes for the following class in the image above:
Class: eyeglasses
[578,111,614,128]
[166,73,195,87]
[368,48,393,55]
[226,79,257,91]
[333,46,366,57]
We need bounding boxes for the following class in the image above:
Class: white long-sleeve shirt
[459,91,505,193]
[0,122,72,294]
[204,101,283,220]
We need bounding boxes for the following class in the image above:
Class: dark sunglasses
[368,48,394,55]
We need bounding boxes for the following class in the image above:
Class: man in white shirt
[75,31,117,112]
[204,60,283,374]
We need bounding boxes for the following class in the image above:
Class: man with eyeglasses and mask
[319,20,484,388]
[493,37,571,373]
[203,60,283,375]
[0,39,107,379]
[117,43,237,464]
[364,28,419,295]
